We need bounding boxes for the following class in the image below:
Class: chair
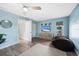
[52,36,75,51]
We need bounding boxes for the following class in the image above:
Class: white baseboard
[0,41,19,49]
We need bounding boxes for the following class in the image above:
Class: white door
[18,19,32,42]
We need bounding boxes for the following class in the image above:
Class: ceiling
[0,3,77,21]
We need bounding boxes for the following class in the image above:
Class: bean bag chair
[52,36,75,51]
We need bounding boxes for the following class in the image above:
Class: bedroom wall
[0,8,31,49]
[37,16,69,37]
[0,9,19,49]
[32,21,38,37]
[69,4,79,55]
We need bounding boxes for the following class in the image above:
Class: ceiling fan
[23,5,41,11]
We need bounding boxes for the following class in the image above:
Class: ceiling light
[23,6,28,12]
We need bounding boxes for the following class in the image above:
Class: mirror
[0,20,12,29]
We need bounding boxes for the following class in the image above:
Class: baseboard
[0,41,19,49]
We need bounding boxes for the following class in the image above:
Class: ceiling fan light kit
[23,5,41,11]
[31,6,41,10]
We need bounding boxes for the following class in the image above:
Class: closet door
[18,19,32,42]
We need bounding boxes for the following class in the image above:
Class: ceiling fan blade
[31,6,41,10]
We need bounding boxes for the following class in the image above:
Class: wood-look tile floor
[0,39,77,56]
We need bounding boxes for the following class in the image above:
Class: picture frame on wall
[56,21,64,36]
[56,21,63,26]
[41,22,51,32]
